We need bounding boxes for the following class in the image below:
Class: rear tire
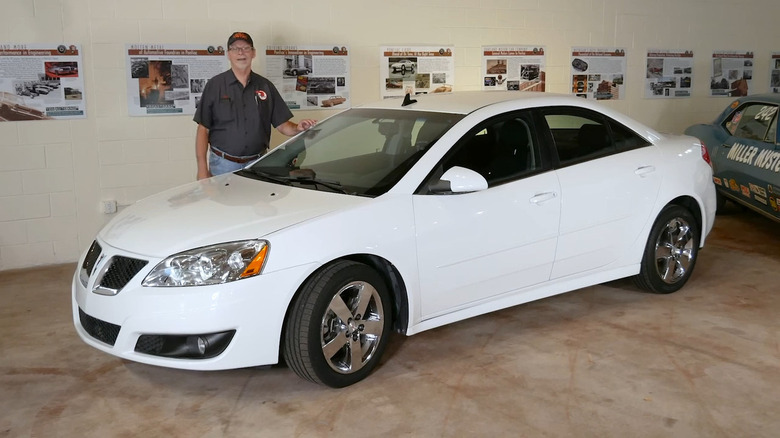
[283,260,392,387]
[632,205,700,294]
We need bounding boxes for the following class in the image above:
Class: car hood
[98,173,368,257]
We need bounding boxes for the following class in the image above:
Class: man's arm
[276,119,317,137]
[195,124,211,180]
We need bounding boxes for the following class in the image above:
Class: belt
[210,148,262,164]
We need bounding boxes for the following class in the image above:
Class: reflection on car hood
[99,173,367,257]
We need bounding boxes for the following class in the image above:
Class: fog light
[135,330,235,359]
[187,335,208,355]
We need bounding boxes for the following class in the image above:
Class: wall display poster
[770,52,780,93]
[569,47,626,100]
[380,46,454,99]
[126,44,227,116]
[710,50,753,97]
[481,46,546,92]
[0,43,85,121]
[265,45,351,110]
[644,49,694,98]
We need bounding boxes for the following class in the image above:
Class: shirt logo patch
[256,90,267,100]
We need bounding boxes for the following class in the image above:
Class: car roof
[732,93,780,105]
[361,91,610,115]
[358,91,664,142]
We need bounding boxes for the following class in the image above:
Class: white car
[73,92,717,387]
[390,59,416,73]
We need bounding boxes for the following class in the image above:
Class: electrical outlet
[101,200,117,214]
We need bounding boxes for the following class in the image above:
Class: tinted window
[543,109,613,163]
[438,111,541,187]
[724,103,779,143]
[542,107,649,164]
[609,120,651,151]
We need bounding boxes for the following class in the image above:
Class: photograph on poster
[45,61,79,78]
[306,77,336,95]
[283,55,312,77]
[138,60,173,108]
[773,53,780,92]
[486,59,507,74]
[389,57,417,76]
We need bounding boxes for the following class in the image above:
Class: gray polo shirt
[193,69,293,157]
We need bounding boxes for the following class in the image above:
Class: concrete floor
[2,203,779,437]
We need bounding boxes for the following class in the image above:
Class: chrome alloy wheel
[653,216,695,284]
[321,280,385,374]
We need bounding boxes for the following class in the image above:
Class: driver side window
[439,112,540,187]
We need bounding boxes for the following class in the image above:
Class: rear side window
[724,103,778,143]
[542,107,649,165]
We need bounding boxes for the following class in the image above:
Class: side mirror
[430,166,488,194]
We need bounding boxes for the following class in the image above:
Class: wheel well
[666,195,703,233]
[346,254,409,333]
[279,254,410,359]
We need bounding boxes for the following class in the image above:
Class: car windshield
[240,108,462,197]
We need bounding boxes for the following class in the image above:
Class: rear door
[539,107,662,279]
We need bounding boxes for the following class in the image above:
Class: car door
[539,107,662,279]
[413,111,561,319]
[714,102,780,218]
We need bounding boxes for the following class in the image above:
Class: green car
[685,94,780,223]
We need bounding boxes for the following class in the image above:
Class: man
[193,31,316,179]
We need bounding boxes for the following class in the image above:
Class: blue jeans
[209,150,248,176]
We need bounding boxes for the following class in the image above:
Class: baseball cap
[227,32,253,47]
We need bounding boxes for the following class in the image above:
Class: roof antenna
[402,93,417,107]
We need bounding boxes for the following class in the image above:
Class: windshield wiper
[238,168,354,195]
[287,176,354,195]
[236,168,292,185]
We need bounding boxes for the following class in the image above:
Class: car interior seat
[576,123,610,157]
[487,119,532,181]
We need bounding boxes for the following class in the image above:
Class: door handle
[530,192,557,205]
[635,165,656,177]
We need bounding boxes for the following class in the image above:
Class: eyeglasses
[229,46,254,54]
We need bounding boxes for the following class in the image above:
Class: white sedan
[73,92,717,387]
[390,59,416,73]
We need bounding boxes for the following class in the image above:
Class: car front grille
[79,307,121,346]
[98,256,148,291]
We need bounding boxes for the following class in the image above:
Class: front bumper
[71,242,316,370]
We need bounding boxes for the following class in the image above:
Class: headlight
[142,240,269,287]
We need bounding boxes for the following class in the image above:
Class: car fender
[262,193,422,326]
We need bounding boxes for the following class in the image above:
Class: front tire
[283,260,392,387]
[632,205,700,294]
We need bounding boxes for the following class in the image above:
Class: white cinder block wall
[0,0,778,270]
